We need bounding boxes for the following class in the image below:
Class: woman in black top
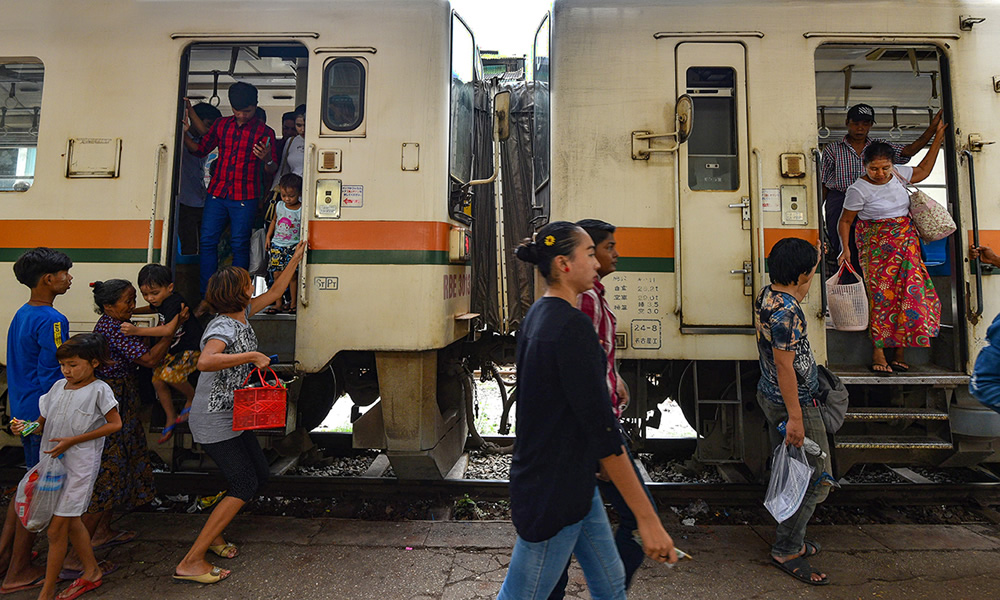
[496,222,675,600]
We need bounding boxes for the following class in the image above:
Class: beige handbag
[895,168,956,242]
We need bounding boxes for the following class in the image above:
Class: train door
[676,43,753,328]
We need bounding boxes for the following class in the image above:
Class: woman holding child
[173,242,304,584]
[84,280,181,548]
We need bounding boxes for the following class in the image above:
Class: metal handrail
[964,149,983,323]
[147,144,167,264]
[299,144,316,308]
[812,148,828,318]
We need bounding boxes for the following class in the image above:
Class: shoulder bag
[894,168,956,243]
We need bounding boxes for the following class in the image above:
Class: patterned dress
[89,314,156,512]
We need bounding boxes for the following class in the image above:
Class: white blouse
[843,165,913,221]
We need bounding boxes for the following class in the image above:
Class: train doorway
[676,43,754,329]
[814,44,963,376]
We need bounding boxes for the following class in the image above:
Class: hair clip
[544,235,556,247]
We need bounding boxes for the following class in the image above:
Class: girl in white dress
[13,333,121,600]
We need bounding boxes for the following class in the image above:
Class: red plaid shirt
[193,115,277,202]
[579,279,623,419]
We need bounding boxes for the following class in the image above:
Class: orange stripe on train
[0,220,163,249]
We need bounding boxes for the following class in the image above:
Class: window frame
[0,58,44,193]
[321,57,367,134]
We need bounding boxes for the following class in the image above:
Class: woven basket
[826,263,869,331]
[233,367,287,431]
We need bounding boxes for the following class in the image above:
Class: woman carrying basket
[837,120,947,374]
[173,242,304,585]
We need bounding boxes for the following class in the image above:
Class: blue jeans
[757,394,832,557]
[548,437,653,599]
[22,434,40,469]
[497,489,626,600]
[199,194,257,294]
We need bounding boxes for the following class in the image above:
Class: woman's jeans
[758,393,832,557]
[199,194,256,295]
[497,489,626,600]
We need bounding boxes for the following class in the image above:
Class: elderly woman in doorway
[79,280,182,559]
[837,120,948,374]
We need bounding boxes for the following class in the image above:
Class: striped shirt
[821,136,908,193]
[579,279,623,418]
[193,115,277,202]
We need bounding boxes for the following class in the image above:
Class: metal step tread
[829,364,968,386]
[834,435,953,450]
[844,407,949,421]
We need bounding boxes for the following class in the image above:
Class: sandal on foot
[93,530,136,551]
[264,307,281,315]
[56,577,103,600]
[869,363,893,374]
[802,540,821,558]
[176,406,192,424]
[287,307,297,314]
[889,361,910,372]
[60,560,117,582]
[0,574,44,594]
[771,556,829,586]
[173,566,230,584]
[158,422,176,444]
[208,542,239,559]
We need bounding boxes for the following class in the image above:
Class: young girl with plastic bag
[12,333,121,600]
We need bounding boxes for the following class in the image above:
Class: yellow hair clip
[544,235,556,247]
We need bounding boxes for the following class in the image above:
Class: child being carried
[121,264,203,443]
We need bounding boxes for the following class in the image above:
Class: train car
[0,0,513,479]
[536,0,1000,477]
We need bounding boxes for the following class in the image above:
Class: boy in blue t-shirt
[0,247,71,592]
[7,247,72,468]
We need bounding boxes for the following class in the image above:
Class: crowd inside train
[5,86,1000,600]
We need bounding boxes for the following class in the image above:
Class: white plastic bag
[248,228,268,276]
[763,442,814,523]
[14,454,67,532]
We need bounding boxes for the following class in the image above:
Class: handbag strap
[239,366,283,389]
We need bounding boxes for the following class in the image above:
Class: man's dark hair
[13,247,72,288]
[768,238,818,286]
[278,173,303,194]
[228,82,258,111]
[576,219,616,246]
[193,102,222,122]
[282,111,297,123]
[863,142,896,165]
[137,263,173,289]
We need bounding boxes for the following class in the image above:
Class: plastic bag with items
[14,454,67,532]
[763,442,814,523]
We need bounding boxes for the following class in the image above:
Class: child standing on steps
[121,264,202,443]
[264,173,302,314]
[12,333,122,600]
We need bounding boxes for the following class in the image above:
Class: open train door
[676,43,754,329]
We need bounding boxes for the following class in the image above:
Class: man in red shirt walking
[185,82,278,298]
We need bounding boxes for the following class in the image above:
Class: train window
[449,14,476,184]
[532,14,550,200]
[0,60,43,192]
[686,67,738,191]
[322,58,365,131]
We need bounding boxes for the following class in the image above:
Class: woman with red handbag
[837,120,947,374]
[172,242,304,585]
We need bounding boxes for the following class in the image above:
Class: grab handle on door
[964,149,983,323]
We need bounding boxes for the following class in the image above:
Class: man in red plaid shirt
[184,82,278,299]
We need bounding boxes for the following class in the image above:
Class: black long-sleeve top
[510,297,623,542]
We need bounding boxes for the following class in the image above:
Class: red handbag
[232,367,287,431]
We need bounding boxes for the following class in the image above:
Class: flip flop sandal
[172,565,230,585]
[60,560,118,582]
[208,542,239,559]
[176,406,192,423]
[158,422,176,444]
[0,574,44,594]
[869,363,894,375]
[771,556,829,586]
[56,577,102,600]
[803,540,821,558]
[264,307,281,314]
[889,361,910,372]
[93,530,136,551]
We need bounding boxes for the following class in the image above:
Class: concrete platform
[26,513,1000,600]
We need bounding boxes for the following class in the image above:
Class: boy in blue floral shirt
[755,237,832,586]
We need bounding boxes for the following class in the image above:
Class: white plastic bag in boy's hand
[763,442,814,523]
